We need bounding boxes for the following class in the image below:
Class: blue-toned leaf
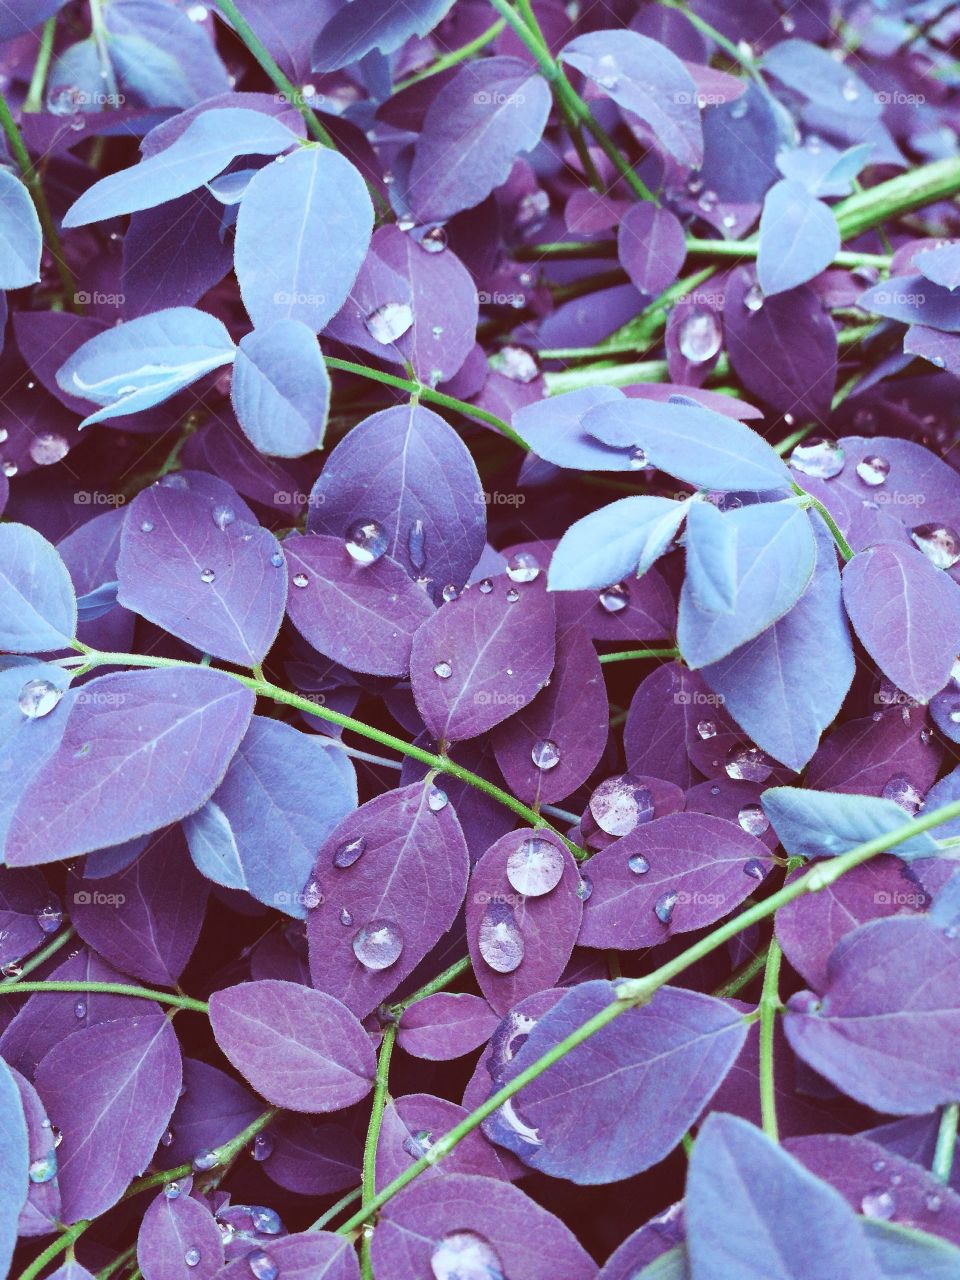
[312,0,457,70]
[513,386,629,471]
[776,142,874,197]
[63,108,299,227]
[858,275,960,332]
[560,30,703,167]
[231,319,330,457]
[0,0,66,40]
[137,1186,224,1280]
[0,170,42,289]
[678,502,817,668]
[57,307,236,426]
[184,715,356,915]
[683,500,737,613]
[0,524,77,651]
[235,148,373,332]
[582,397,792,492]
[757,179,840,296]
[762,786,940,860]
[104,0,231,109]
[0,1055,28,1277]
[761,39,880,121]
[915,242,960,292]
[548,496,690,592]
[866,1220,960,1277]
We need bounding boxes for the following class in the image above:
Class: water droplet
[577,875,593,901]
[192,1148,220,1172]
[628,853,650,876]
[744,283,764,312]
[593,51,620,90]
[408,520,426,570]
[505,587,520,603]
[292,572,309,588]
[861,1189,895,1219]
[403,1129,433,1159]
[29,1154,57,1184]
[743,858,766,880]
[738,804,770,836]
[697,720,717,740]
[428,785,448,812]
[598,582,628,613]
[29,433,69,466]
[678,310,722,364]
[910,523,960,570]
[184,1248,201,1268]
[345,518,388,565]
[841,77,861,102]
[364,301,413,344]
[339,907,353,926]
[478,578,493,594]
[36,903,62,933]
[730,96,749,119]
[881,773,924,815]
[252,1132,274,1162]
[478,903,524,973]
[506,551,540,583]
[628,445,649,470]
[301,879,322,909]
[212,503,236,530]
[165,1180,183,1199]
[724,745,773,783]
[2,461,18,478]
[140,520,154,533]
[789,438,845,479]
[654,890,678,925]
[433,660,453,679]
[333,836,366,869]
[352,919,404,970]
[430,1231,505,1280]
[1,961,23,979]
[925,1192,943,1213]
[160,1129,174,1147]
[871,1159,887,1173]
[270,550,284,568]
[589,776,655,836]
[18,678,63,719]
[199,568,216,584]
[421,225,447,253]
[531,739,561,771]
[246,1250,278,1280]
[250,1207,282,1235]
[442,584,459,603]
[160,473,189,490]
[493,344,539,383]
[506,837,564,897]
[856,455,890,487]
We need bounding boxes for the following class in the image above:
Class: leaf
[306,783,470,1017]
[376,1095,507,1190]
[858,275,960,332]
[915,242,960,291]
[757,179,840,296]
[582,396,792,492]
[409,575,556,741]
[685,1114,881,1280]
[512,386,630,471]
[0,861,66,972]
[230,319,330,457]
[783,916,960,1113]
[306,402,486,605]
[776,141,875,198]
[63,107,299,226]
[618,203,687,296]
[865,1220,960,1277]
[843,541,960,702]
[397,994,499,1061]
[761,39,879,120]
[208,980,375,1112]
[258,1114,361,1197]
[0,523,77,651]
[138,1188,224,1280]
[407,57,552,222]
[34,1014,182,1222]
[5,667,254,866]
[623,661,725,788]
[57,307,236,426]
[578,812,774,949]
[312,0,456,70]
[683,500,738,614]
[282,534,434,677]
[678,502,817,668]
[122,189,234,318]
[762,786,941,862]
[117,478,287,666]
[0,169,42,288]
[560,30,703,167]
[156,1058,259,1171]
[548,496,691,591]
[184,715,357,914]
[483,981,746,1182]
[0,1055,28,1277]
[210,1232,360,1280]
[235,147,373,332]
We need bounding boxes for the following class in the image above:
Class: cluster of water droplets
[477,837,567,975]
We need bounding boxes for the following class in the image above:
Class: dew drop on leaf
[333,836,366,868]
[856,455,890,486]
[352,919,404,970]
[598,582,628,613]
[428,785,448,812]
[590,776,655,836]
[506,837,564,897]
[28,1154,57,1184]
[909,523,960,570]
[789,438,845,479]
[18,678,63,719]
[246,1250,278,1280]
[430,1230,505,1280]
[724,745,773,783]
[506,551,540,583]
[478,902,524,973]
[881,773,924,815]
[628,853,650,876]
[743,858,766,880]
[531,738,561,771]
[345,518,388,565]
[199,568,216,584]
[29,433,69,465]
[212,503,236,530]
[861,1189,896,1220]
[250,1207,282,1235]
[433,660,453,679]
[408,519,426,570]
[184,1248,201,1268]
[678,310,722,364]
[738,804,770,836]
[292,572,309,588]
[364,301,413,344]
[654,890,678,925]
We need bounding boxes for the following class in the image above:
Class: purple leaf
[407,57,552,222]
[757,180,840,296]
[231,320,331,458]
[859,275,960,331]
[398,993,499,1061]
[409,576,556,741]
[784,916,960,1114]
[208,979,375,1113]
[513,387,632,472]
[122,190,234,318]
[34,1013,182,1222]
[282,534,434,677]
[158,1058,260,1170]
[370,1172,597,1279]
[0,865,63,970]
[483,981,746,1182]
[0,523,76,651]
[618,204,687,296]
[11,1064,61,1237]
[138,1188,224,1280]
[312,0,456,70]
[842,541,960,702]
[259,1114,362,1197]
[805,706,941,798]
[578,813,773,949]
[376,1093,507,1189]
[0,1055,28,1274]
[915,242,960,291]
[117,480,287,666]
[5,667,254,866]
[307,783,470,1017]
[624,662,729,788]
[466,828,582,1015]
[210,1232,359,1280]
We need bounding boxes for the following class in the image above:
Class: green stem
[793,485,855,561]
[390,955,472,1015]
[515,240,890,271]
[933,1103,960,1183]
[834,157,960,239]
[598,647,681,665]
[23,17,57,112]
[0,89,77,301]
[96,1244,138,1280]
[309,1186,363,1231]
[658,0,764,81]
[360,1023,397,1277]
[711,943,770,999]
[758,939,783,1143]
[0,926,75,985]
[324,357,528,449]
[88,0,120,101]
[394,18,507,91]
[15,1220,89,1280]
[7,980,209,1013]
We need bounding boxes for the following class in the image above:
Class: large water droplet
[408,519,426,570]
[345,518,388,565]
[628,853,650,876]
[212,503,236,530]
[29,1154,57,1184]
[428,785,448,812]
[493,344,538,383]
[531,738,561,771]
[192,1148,220,1172]
[881,773,924,815]
[18,678,63,719]
[184,1248,201,1268]
[725,745,773,783]
[598,582,628,613]
[910,523,960,570]
[506,837,564,897]
[589,776,654,837]
[789,438,845,479]
[654,890,678,925]
[433,660,452,679]
[333,836,365,868]
[246,1250,278,1280]
[250,1207,282,1235]
[29,433,69,466]
[506,552,540,583]
[478,903,524,973]
[252,1132,274,1162]
[352,919,404,970]
[856,455,890,487]
[861,1189,895,1219]
[36,903,62,934]
[678,310,722,364]
[364,301,413,344]
[430,1230,505,1280]
[738,804,770,836]
[697,719,717,740]
[744,283,764,312]
[199,568,216,584]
